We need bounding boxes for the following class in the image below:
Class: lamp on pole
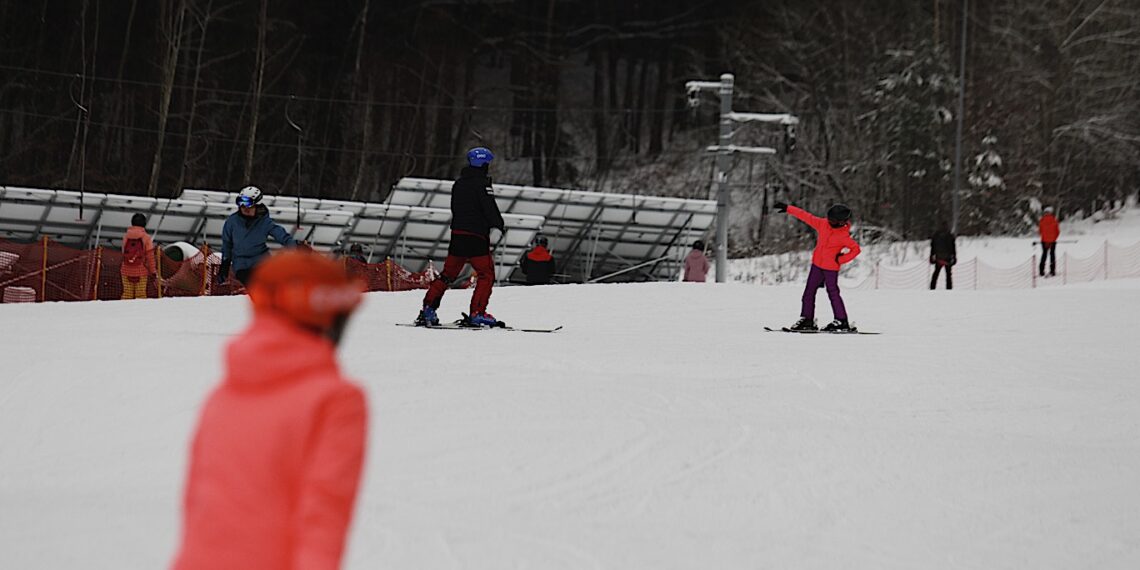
[685,74,799,282]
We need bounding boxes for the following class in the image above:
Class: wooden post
[1031,255,1037,288]
[40,236,48,302]
[874,260,880,289]
[92,246,103,300]
[155,246,164,298]
[386,257,393,291]
[200,243,210,295]
[1103,239,1109,280]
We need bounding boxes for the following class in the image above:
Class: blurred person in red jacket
[120,213,157,299]
[172,250,368,570]
[682,240,710,282]
[774,202,862,332]
[520,235,555,285]
[1038,206,1060,277]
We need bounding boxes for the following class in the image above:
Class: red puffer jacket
[1038,213,1060,243]
[787,205,861,271]
[172,313,368,570]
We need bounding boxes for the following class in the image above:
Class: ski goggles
[236,196,257,208]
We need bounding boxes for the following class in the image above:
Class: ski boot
[415,305,440,327]
[823,319,853,332]
[788,317,818,332]
[465,312,504,328]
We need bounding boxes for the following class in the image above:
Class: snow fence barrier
[852,239,1140,290]
[0,237,438,303]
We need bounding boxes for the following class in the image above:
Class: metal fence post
[92,246,103,300]
[40,236,48,302]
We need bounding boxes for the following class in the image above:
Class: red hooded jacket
[787,205,861,271]
[172,314,367,570]
[1038,213,1060,243]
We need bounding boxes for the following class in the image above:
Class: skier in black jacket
[930,223,957,290]
[416,147,506,327]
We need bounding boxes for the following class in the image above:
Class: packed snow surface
[2,279,1139,568]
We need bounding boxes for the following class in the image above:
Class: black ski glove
[774,201,788,213]
[215,260,231,286]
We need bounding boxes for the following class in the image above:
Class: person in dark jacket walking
[520,235,555,285]
[216,186,298,287]
[416,147,506,327]
[929,223,957,290]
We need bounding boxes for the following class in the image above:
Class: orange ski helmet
[247,250,365,331]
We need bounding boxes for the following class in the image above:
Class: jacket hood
[224,313,339,391]
[124,226,149,239]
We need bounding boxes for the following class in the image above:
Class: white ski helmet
[236,185,263,207]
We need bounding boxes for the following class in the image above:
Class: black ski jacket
[930,229,957,261]
[449,166,505,238]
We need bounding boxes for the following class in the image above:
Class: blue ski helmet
[467,147,494,167]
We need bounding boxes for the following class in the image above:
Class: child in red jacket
[120,213,157,299]
[173,251,368,570]
[774,202,861,332]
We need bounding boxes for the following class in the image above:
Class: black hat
[693,240,706,250]
[536,235,549,247]
[827,204,852,226]
[131,213,147,227]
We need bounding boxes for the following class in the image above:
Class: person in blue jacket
[216,186,298,286]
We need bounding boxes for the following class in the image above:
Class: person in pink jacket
[120,213,157,299]
[774,201,861,332]
[683,240,710,282]
[172,250,368,570]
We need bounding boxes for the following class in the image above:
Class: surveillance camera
[687,86,701,108]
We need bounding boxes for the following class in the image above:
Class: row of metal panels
[0,187,351,251]
[178,189,544,281]
[391,178,717,281]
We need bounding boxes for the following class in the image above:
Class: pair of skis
[397,315,562,334]
[763,326,880,335]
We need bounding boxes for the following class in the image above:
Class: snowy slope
[727,202,1140,286]
[2,280,1139,569]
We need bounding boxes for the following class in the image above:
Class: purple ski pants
[801,264,847,321]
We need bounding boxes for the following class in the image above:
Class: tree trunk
[147,0,186,197]
[175,0,213,195]
[242,0,269,185]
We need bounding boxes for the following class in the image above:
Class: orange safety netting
[0,237,441,304]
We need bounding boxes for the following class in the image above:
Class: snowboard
[763,326,880,335]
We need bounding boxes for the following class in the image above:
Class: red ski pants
[422,254,495,315]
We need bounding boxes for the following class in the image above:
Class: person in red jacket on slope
[1038,206,1060,277]
[172,250,368,570]
[774,202,862,332]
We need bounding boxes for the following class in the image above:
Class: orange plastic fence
[0,237,441,304]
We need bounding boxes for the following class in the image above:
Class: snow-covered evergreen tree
[860,41,958,237]
[964,134,1009,232]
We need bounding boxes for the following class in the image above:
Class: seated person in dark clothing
[520,236,555,285]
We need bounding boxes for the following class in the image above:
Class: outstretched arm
[269,222,298,247]
[786,205,828,233]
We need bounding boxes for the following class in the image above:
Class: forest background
[1,0,1137,255]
